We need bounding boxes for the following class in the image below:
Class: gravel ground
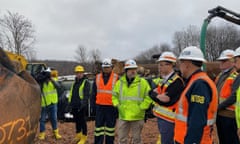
[33,118,159,144]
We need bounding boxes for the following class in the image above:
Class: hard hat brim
[102,65,112,68]
[234,54,240,57]
[124,66,138,69]
[178,57,206,62]
[157,58,176,63]
[216,57,233,60]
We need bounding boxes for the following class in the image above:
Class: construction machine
[5,50,48,78]
[200,6,240,59]
[0,47,41,143]
[200,6,240,143]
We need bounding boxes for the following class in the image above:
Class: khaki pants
[117,119,144,144]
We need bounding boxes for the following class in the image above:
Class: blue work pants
[94,105,117,144]
[157,117,174,144]
[39,104,58,132]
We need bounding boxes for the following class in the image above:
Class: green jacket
[41,81,58,107]
[236,87,240,128]
[112,74,152,121]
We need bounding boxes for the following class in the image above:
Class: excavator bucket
[0,48,41,144]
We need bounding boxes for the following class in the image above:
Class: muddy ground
[33,118,159,144]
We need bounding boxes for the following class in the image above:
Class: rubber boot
[156,134,161,144]
[53,129,62,139]
[77,134,87,144]
[38,132,45,140]
[72,132,82,143]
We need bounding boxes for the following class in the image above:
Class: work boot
[72,132,82,143]
[53,129,62,139]
[156,134,161,144]
[38,132,45,140]
[77,134,87,144]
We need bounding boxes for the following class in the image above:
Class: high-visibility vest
[152,77,163,85]
[42,81,58,107]
[96,72,118,105]
[152,73,181,122]
[68,79,86,103]
[174,72,218,144]
[236,86,240,128]
[215,70,238,111]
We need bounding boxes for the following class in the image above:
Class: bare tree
[172,24,240,61]
[135,43,171,63]
[0,11,35,58]
[89,48,101,72]
[172,25,200,56]
[75,45,88,64]
[90,48,101,62]
[206,24,240,61]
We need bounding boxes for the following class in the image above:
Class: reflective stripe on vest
[119,80,142,102]
[219,97,236,111]
[42,82,58,107]
[69,79,86,102]
[176,75,216,126]
[153,106,175,120]
[174,72,218,144]
[216,71,237,111]
[237,101,240,107]
[153,74,180,122]
[96,72,118,105]
[44,91,57,95]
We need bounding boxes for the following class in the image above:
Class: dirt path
[34,118,159,144]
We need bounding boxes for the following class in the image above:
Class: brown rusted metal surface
[0,48,41,144]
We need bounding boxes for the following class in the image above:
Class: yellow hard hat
[74,65,84,72]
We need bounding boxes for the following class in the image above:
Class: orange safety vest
[174,72,218,144]
[152,73,181,123]
[215,70,238,111]
[96,72,118,105]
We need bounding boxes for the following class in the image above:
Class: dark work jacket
[218,75,240,110]
[70,77,90,109]
[149,72,184,107]
[184,70,213,143]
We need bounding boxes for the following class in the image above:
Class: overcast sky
[1,0,240,61]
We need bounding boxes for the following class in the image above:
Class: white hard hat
[157,51,176,63]
[178,46,206,62]
[102,58,112,67]
[217,49,234,60]
[124,59,138,69]
[234,47,240,57]
[44,67,51,73]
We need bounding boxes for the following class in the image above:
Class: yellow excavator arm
[4,51,28,73]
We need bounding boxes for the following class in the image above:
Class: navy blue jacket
[184,70,212,144]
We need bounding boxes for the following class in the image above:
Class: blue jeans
[40,104,58,132]
[157,117,174,144]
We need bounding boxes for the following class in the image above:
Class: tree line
[1,11,240,74]
[135,24,240,62]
